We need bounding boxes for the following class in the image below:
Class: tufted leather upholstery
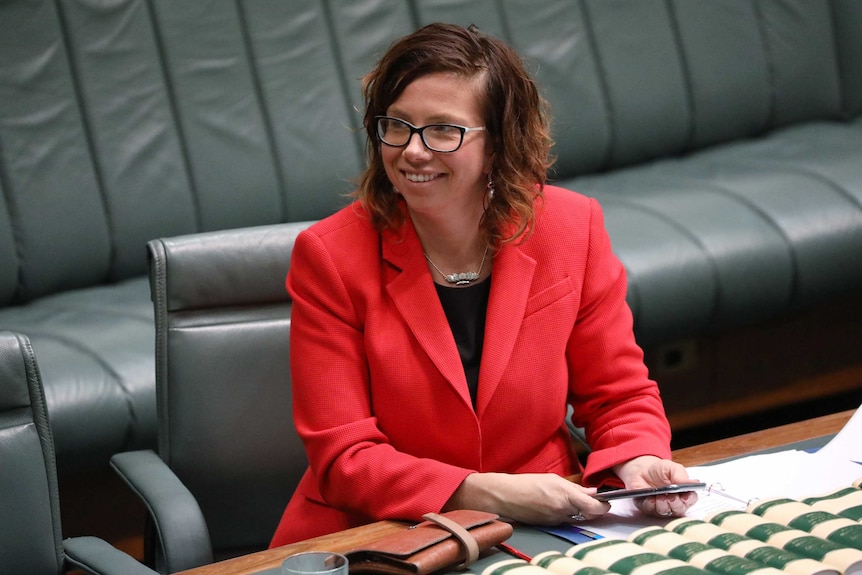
[1,0,861,478]
[0,331,157,574]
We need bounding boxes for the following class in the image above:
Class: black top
[434,277,491,408]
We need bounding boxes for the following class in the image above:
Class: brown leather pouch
[345,510,513,574]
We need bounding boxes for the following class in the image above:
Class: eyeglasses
[375,116,485,153]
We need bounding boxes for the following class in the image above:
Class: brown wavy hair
[354,23,553,247]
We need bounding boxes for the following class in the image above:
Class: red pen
[497,541,533,562]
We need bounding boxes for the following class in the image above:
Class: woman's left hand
[613,455,699,518]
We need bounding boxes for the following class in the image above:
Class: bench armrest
[110,450,213,573]
[63,536,159,575]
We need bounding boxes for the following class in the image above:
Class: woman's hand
[444,472,611,525]
[613,455,699,517]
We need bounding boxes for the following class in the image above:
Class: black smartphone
[593,482,707,502]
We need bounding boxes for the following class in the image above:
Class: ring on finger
[570,511,586,521]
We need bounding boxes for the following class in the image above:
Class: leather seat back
[0,332,64,573]
[3,0,861,305]
[147,222,312,557]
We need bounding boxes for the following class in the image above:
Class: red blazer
[270,185,671,547]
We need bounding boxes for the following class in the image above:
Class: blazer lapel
[382,224,473,407]
[476,243,536,416]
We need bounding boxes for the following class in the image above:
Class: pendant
[445,272,479,285]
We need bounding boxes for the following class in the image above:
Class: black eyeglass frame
[374,116,486,153]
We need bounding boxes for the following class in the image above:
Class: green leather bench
[1,0,860,477]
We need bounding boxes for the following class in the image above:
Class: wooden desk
[672,408,852,468]
[176,409,854,575]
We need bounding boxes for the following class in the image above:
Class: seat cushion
[0,278,156,475]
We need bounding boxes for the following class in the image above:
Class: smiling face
[380,72,494,223]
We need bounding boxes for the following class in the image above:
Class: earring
[486,176,495,200]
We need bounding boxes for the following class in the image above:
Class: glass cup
[282,551,349,575]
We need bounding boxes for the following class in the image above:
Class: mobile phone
[592,482,707,502]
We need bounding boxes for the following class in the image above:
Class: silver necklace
[424,245,489,286]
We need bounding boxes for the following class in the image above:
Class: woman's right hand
[443,472,611,524]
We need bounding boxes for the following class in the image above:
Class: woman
[270,23,696,547]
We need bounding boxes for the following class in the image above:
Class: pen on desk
[497,541,533,562]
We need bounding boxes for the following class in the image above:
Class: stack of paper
[586,404,862,539]
[688,405,862,517]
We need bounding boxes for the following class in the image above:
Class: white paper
[582,403,862,540]
[812,405,862,463]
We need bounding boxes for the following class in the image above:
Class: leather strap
[421,512,480,568]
